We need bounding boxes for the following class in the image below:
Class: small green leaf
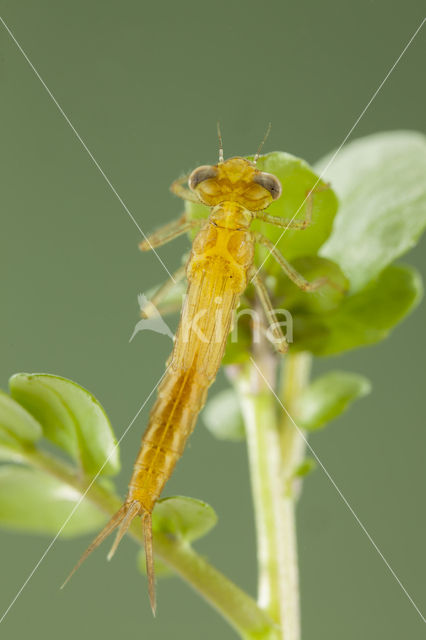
[298,371,371,430]
[152,496,217,543]
[293,263,423,356]
[137,549,174,578]
[294,458,317,477]
[202,389,245,441]
[9,374,120,476]
[0,466,107,537]
[318,131,426,292]
[185,152,339,268]
[0,391,43,445]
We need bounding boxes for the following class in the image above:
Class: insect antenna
[253,122,272,165]
[60,504,127,590]
[216,121,224,163]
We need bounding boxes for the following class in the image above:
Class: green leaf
[138,496,218,578]
[185,151,339,268]
[137,549,174,578]
[0,466,107,537]
[292,263,423,356]
[9,374,120,476]
[152,496,217,543]
[294,458,317,477]
[318,131,426,293]
[0,391,42,445]
[252,153,339,264]
[298,371,371,430]
[202,389,245,441]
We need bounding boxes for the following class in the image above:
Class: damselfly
[64,127,328,613]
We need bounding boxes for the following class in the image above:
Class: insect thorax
[209,202,253,230]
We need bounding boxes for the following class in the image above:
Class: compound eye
[253,172,282,200]
[188,165,218,190]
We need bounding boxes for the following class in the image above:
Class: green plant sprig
[1,131,425,639]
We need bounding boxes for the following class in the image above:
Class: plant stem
[230,358,282,624]
[22,447,279,640]
[279,352,312,475]
[154,537,280,640]
[277,352,312,640]
[231,351,312,640]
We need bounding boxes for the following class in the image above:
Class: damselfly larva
[63,127,328,613]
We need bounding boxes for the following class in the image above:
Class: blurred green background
[1,1,425,638]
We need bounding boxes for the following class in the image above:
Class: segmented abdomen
[127,364,208,510]
[127,223,253,511]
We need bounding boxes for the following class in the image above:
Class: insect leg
[170,174,200,203]
[254,233,327,292]
[139,214,202,250]
[249,268,288,354]
[254,183,330,230]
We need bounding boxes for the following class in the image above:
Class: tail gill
[61,501,157,615]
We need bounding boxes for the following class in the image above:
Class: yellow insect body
[65,153,325,613]
[128,199,254,501]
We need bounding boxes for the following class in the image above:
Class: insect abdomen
[127,365,209,511]
[128,222,253,511]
